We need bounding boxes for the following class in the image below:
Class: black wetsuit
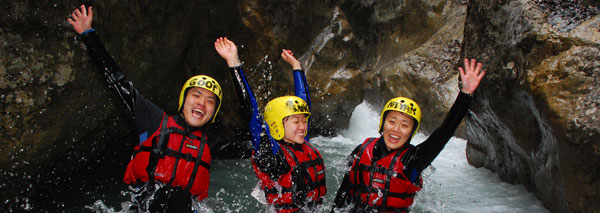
[332,92,472,212]
[80,29,220,212]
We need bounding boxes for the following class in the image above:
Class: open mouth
[388,134,400,143]
[192,108,205,118]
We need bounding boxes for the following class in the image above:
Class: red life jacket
[123,113,212,200]
[348,137,422,213]
[252,141,327,213]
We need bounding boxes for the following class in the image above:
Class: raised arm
[215,38,266,152]
[282,49,312,141]
[409,58,485,174]
[67,4,140,116]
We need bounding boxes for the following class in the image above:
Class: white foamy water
[90,100,548,212]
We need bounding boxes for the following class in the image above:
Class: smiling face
[382,110,415,150]
[182,87,217,127]
[282,114,308,144]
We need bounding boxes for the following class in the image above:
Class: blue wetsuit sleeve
[293,69,311,142]
[228,66,279,154]
[229,66,289,178]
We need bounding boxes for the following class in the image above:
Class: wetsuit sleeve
[228,66,266,152]
[402,92,472,181]
[79,30,163,134]
[228,66,290,178]
[293,70,311,142]
[331,144,362,211]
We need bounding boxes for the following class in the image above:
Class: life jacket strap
[352,137,377,202]
[146,115,170,182]
[184,135,207,192]
[349,184,416,199]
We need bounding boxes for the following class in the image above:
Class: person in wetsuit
[214,37,326,212]
[331,58,486,212]
[68,5,224,212]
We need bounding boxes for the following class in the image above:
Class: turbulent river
[89,101,548,212]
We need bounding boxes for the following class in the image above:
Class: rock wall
[463,0,599,212]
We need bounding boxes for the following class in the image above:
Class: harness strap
[352,137,377,203]
[281,146,300,206]
[185,136,207,191]
[382,148,404,207]
[156,148,211,170]
[349,184,416,199]
[138,114,210,196]
[146,114,169,182]
[303,141,326,198]
[296,158,324,169]
[281,145,323,190]
[131,127,201,158]
[355,164,402,179]
[167,136,187,186]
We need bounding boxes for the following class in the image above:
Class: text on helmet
[286,100,310,114]
[189,78,222,98]
[386,101,417,116]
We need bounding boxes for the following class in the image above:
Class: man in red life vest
[332,58,486,212]
[68,5,223,212]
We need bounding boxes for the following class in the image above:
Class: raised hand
[281,49,301,70]
[214,37,241,67]
[67,4,93,35]
[458,58,486,94]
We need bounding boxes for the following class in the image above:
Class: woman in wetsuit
[215,37,326,212]
[332,58,485,212]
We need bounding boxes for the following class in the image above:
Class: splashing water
[89,100,548,212]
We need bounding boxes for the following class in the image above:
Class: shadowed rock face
[463,0,599,212]
[1,0,598,212]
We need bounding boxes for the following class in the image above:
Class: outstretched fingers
[215,37,240,67]
[459,58,486,94]
[67,4,93,35]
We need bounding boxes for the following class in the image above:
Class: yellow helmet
[264,96,311,140]
[178,75,223,123]
[379,97,422,138]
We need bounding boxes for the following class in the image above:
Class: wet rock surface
[463,0,599,212]
[536,0,599,32]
